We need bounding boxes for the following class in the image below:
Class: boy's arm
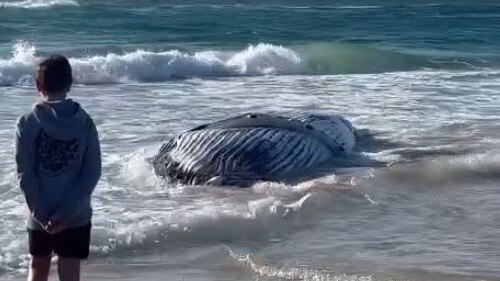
[55,121,102,223]
[15,120,49,227]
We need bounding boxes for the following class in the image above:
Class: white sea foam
[0,41,38,86]
[228,248,373,281]
[0,0,77,8]
[1,41,456,87]
[0,42,302,86]
[53,152,368,259]
[89,195,297,255]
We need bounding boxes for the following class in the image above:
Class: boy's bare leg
[28,256,51,281]
[57,257,81,281]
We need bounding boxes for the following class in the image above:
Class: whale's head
[298,114,357,152]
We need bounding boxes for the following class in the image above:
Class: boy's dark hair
[37,55,73,94]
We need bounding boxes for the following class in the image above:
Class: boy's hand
[45,215,66,234]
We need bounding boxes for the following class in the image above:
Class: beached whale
[152,113,357,187]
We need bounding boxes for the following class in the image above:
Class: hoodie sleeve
[55,119,102,223]
[14,117,49,226]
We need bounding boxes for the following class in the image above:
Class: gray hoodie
[15,99,101,230]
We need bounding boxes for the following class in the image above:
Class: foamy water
[0,41,494,87]
[1,1,500,280]
[0,42,305,86]
[1,71,499,280]
[0,0,77,8]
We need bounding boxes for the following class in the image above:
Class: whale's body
[152,113,356,186]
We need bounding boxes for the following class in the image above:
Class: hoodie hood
[32,99,91,141]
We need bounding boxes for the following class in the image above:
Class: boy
[15,55,101,281]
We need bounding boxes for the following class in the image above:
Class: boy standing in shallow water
[15,55,101,281]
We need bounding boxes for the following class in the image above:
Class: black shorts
[28,223,91,259]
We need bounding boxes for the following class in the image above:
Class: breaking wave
[0,41,489,86]
[0,42,302,86]
[0,0,77,8]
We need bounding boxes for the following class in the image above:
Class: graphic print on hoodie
[15,99,101,230]
[36,130,80,176]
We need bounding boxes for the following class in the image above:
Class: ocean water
[1,0,500,280]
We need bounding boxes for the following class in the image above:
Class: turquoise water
[1,1,500,281]
[1,0,500,79]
